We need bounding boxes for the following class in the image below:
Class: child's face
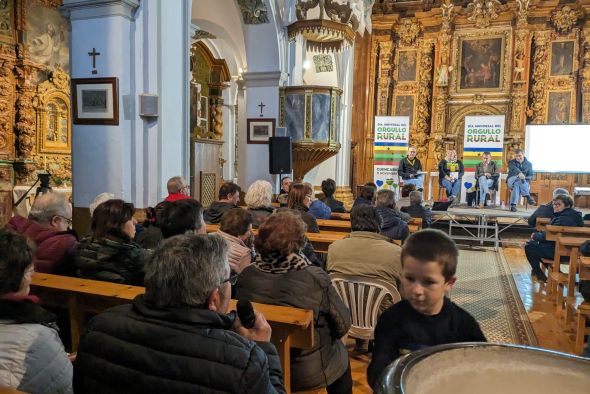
[402,256,456,316]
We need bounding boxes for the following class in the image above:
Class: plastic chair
[329,273,401,340]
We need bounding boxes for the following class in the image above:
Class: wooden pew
[330,212,350,220]
[30,273,314,393]
[551,236,588,322]
[316,217,423,233]
[536,217,590,231]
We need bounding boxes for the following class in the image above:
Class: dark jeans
[327,364,352,394]
[524,240,555,274]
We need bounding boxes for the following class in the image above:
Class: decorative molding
[193,29,216,41]
[395,19,422,47]
[376,40,393,116]
[465,0,502,29]
[60,0,140,21]
[515,0,530,27]
[582,29,590,123]
[236,0,269,25]
[550,5,582,35]
[527,31,551,124]
[413,40,434,162]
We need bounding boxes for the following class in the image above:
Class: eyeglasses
[55,215,73,226]
[221,273,239,286]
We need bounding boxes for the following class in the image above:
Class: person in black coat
[524,194,584,282]
[321,178,346,213]
[237,211,352,393]
[398,146,424,190]
[438,149,464,201]
[353,183,377,208]
[284,183,319,233]
[375,189,409,241]
[203,182,241,224]
[74,234,285,393]
[400,191,432,228]
[527,188,569,228]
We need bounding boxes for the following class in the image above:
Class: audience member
[5,193,78,274]
[401,191,432,228]
[74,234,285,393]
[527,187,569,228]
[507,149,535,212]
[216,208,255,274]
[304,182,332,219]
[276,176,292,206]
[398,146,424,190]
[88,192,115,217]
[524,194,583,282]
[163,176,192,202]
[75,199,150,285]
[204,182,241,224]
[353,183,377,208]
[159,199,206,238]
[0,229,72,393]
[475,152,499,208]
[328,205,402,311]
[321,178,346,213]
[237,211,352,393]
[367,230,486,388]
[374,190,409,241]
[134,201,171,249]
[284,183,319,233]
[438,149,464,202]
[245,180,275,227]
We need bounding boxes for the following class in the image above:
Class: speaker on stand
[269,136,292,195]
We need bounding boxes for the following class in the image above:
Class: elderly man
[276,176,292,206]
[163,176,192,202]
[507,149,535,212]
[160,199,207,238]
[5,193,77,274]
[398,146,424,190]
[73,234,285,393]
[204,182,241,224]
[475,152,499,208]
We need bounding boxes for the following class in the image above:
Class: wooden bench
[330,212,350,220]
[536,217,590,231]
[576,256,590,354]
[30,273,314,393]
[316,217,423,234]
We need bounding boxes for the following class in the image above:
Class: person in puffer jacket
[75,199,150,285]
[0,229,72,394]
[375,189,409,241]
[237,211,353,393]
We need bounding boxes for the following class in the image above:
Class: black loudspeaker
[269,137,292,174]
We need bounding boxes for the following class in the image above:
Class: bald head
[167,176,188,195]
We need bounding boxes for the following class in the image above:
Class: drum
[375,343,590,394]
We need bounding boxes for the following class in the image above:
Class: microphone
[236,299,256,329]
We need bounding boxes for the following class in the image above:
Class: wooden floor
[346,234,584,393]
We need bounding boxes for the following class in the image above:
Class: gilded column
[212,98,224,140]
[414,39,434,161]
[527,31,551,125]
[581,29,590,123]
[376,40,393,116]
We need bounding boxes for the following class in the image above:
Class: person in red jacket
[5,193,78,274]
[164,176,192,202]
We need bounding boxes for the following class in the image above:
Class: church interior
[1,0,590,393]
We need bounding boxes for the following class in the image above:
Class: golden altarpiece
[0,0,71,224]
[352,0,590,205]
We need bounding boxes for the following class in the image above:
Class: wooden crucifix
[258,101,266,117]
[88,48,100,74]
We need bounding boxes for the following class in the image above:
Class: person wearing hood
[203,182,241,224]
[5,192,78,275]
[507,149,536,212]
[75,199,151,285]
[524,194,583,282]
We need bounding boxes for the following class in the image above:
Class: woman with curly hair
[244,180,275,227]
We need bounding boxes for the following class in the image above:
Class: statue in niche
[513,53,525,82]
[436,64,453,86]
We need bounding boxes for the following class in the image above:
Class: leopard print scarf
[254,251,312,273]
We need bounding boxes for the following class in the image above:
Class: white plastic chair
[329,273,401,340]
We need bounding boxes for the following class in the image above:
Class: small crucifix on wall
[258,101,266,117]
[88,48,100,75]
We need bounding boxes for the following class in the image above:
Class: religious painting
[72,77,119,125]
[546,91,571,124]
[25,2,69,72]
[394,95,414,125]
[550,41,575,77]
[247,118,275,144]
[458,36,503,91]
[397,50,417,82]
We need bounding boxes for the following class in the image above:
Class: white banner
[373,116,410,192]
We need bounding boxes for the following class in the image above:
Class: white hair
[89,192,115,217]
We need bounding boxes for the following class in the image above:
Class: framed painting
[546,91,572,124]
[550,41,575,77]
[72,77,119,125]
[247,118,275,144]
[397,50,418,82]
[457,36,504,91]
[394,95,415,125]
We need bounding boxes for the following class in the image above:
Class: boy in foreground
[367,230,486,388]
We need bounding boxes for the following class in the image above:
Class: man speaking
[507,149,535,212]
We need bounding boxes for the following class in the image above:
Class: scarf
[254,251,312,274]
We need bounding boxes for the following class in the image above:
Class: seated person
[527,188,569,228]
[216,208,255,274]
[163,176,192,202]
[475,152,499,208]
[401,191,432,228]
[328,204,402,311]
[6,192,78,274]
[524,194,583,282]
[134,201,171,249]
[398,146,424,190]
[374,190,409,241]
[74,234,285,393]
[245,180,275,227]
[367,230,486,389]
[438,149,464,202]
[304,182,331,219]
[507,149,535,212]
[237,211,352,393]
[283,183,319,233]
[159,199,206,238]
[75,199,151,285]
[276,176,292,206]
[0,229,73,393]
[204,182,241,224]
[352,183,377,208]
[321,178,346,213]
